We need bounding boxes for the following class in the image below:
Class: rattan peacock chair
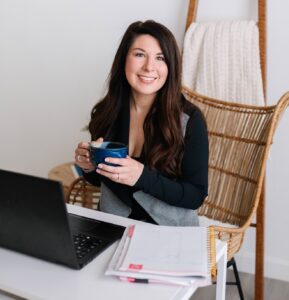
[182,86,289,297]
[66,85,289,298]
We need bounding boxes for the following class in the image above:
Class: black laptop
[0,169,125,269]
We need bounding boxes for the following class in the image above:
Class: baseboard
[235,251,289,282]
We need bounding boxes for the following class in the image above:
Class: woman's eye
[156,56,165,62]
[135,52,145,57]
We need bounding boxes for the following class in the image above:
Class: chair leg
[227,257,245,300]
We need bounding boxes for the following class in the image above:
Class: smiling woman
[74,20,209,226]
[125,34,168,101]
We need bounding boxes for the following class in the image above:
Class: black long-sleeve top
[83,96,208,218]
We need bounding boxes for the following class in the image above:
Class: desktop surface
[0,205,202,300]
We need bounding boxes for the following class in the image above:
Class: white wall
[0,0,288,281]
[0,0,188,177]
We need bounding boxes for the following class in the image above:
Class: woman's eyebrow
[131,47,145,52]
[131,47,164,56]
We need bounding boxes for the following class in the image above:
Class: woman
[75,20,208,226]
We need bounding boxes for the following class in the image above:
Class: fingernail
[98,164,102,168]
[105,158,109,162]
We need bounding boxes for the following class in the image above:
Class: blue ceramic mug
[90,141,128,167]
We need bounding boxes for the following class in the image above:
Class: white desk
[0,204,227,300]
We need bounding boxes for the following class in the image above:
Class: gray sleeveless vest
[99,112,199,226]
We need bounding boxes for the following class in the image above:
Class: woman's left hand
[96,156,144,186]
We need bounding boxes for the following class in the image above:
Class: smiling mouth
[138,75,157,83]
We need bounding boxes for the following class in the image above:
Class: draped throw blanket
[182,21,265,105]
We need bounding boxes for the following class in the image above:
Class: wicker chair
[66,86,289,297]
[182,86,289,296]
[66,177,100,210]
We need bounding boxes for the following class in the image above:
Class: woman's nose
[143,57,155,71]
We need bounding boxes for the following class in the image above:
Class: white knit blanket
[182,21,265,105]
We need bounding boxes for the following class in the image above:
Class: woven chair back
[182,87,285,227]
[67,177,100,210]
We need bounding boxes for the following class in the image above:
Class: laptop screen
[0,169,124,269]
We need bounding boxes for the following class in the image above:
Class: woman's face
[125,34,168,101]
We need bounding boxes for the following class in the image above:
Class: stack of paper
[106,224,213,286]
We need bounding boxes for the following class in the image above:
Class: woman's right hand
[74,137,104,171]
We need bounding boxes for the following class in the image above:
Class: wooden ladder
[185,1,267,299]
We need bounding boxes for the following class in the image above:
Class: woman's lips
[138,75,157,83]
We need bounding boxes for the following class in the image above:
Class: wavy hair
[89,20,184,177]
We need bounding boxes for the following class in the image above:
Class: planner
[106,224,216,286]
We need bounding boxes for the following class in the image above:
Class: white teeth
[138,75,156,82]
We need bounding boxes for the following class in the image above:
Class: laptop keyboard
[73,233,104,259]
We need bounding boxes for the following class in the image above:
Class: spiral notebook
[106,224,216,286]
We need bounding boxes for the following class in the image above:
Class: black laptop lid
[0,169,79,268]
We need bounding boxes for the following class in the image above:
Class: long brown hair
[89,20,184,177]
